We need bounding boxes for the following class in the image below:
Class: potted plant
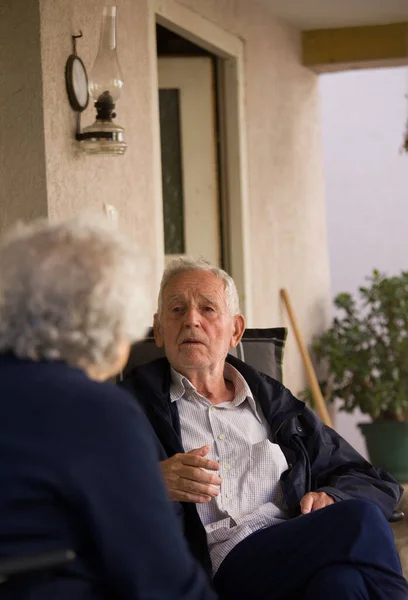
[307,269,408,481]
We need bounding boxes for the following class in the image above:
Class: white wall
[320,66,408,456]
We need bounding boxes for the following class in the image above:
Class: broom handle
[280,288,333,428]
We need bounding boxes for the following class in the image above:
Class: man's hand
[300,491,335,514]
[160,445,221,503]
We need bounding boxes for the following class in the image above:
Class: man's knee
[332,498,386,527]
[305,565,367,600]
[327,499,402,570]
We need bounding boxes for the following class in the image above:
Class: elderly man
[121,257,408,600]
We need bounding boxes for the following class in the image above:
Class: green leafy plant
[306,269,408,421]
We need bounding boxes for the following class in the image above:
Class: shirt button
[218,434,225,440]
[226,493,232,499]
[224,464,231,470]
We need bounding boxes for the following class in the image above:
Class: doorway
[157,25,222,266]
[151,2,252,321]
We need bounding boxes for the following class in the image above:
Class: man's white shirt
[170,363,289,574]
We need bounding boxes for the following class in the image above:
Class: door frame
[158,56,221,266]
[148,0,253,323]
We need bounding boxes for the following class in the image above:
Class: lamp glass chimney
[88,6,123,104]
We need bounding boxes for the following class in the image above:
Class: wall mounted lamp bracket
[65,7,127,155]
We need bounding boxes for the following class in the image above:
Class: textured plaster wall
[39,0,162,308]
[0,0,48,234]
[177,0,331,393]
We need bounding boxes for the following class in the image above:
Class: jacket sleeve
[300,406,403,519]
[66,386,217,600]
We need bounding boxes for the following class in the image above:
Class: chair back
[118,327,287,383]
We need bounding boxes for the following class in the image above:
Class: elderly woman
[0,217,216,600]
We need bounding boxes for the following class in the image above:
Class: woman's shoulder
[49,363,143,420]
[1,357,144,429]
[35,364,156,458]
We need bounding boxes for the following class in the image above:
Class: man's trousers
[213,499,408,600]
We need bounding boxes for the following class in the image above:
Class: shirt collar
[170,367,195,402]
[169,362,263,423]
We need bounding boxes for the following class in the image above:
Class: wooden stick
[280,288,333,428]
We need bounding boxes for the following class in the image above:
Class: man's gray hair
[0,215,150,371]
[157,257,240,316]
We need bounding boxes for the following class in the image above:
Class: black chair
[0,549,75,585]
[389,510,405,523]
[118,327,287,383]
[118,327,404,523]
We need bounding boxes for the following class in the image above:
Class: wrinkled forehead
[163,271,227,305]
[166,291,221,307]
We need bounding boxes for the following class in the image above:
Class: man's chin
[174,351,209,371]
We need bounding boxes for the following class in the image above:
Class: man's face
[154,270,245,375]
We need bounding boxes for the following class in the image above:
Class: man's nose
[183,306,201,327]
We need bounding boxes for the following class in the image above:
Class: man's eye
[203,306,215,312]
[171,306,183,313]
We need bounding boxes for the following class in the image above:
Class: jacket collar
[225,354,305,436]
[130,358,184,455]
[131,354,305,444]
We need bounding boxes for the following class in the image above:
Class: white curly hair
[157,256,240,317]
[0,215,149,372]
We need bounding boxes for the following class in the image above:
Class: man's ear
[153,313,164,348]
[230,314,245,349]
[113,339,131,376]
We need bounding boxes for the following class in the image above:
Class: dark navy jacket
[121,355,403,574]
[0,354,217,600]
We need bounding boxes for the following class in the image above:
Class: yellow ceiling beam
[303,23,408,73]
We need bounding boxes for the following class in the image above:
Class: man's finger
[188,445,211,457]
[161,455,221,482]
[168,489,212,503]
[181,448,220,472]
[300,493,314,514]
[300,492,334,514]
[173,477,220,497]
[180,455,221,473]
[311,495,327,511]
[160,449,221,504]
[177,465,222,486]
